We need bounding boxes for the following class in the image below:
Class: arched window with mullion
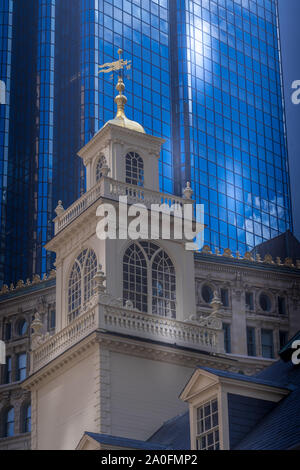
[123,242,176,318]
[68,248,98,322]
[84,250,97,302]
[125,152,144,186]
[68,260,81,321]
[123,244,148,312]
[152,250,176,319]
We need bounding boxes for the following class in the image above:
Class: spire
[114,49,128,119]
[98,48,145,134]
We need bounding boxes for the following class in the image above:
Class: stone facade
[0,278,55,450]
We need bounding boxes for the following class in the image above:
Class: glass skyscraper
[0,0,292,285]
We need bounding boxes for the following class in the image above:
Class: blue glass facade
[35,0,55,275]
[0,0,293,284]
[80,0,173,192]
[0,0,13,284]
[174,0,292,254]
[2,0,39,284]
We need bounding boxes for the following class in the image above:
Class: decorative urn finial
[31,312,44,350]
[55,200,64,216]
[210,291,223,317]
[183,182,193,200]
[93,264,106,294]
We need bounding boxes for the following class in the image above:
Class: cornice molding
[195,255,300,278]
[195,263,300,284]
[78,123,164,165]
[22,330,270,391]
[0,289,55,313]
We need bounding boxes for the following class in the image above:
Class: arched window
[17,319,28,336]
[68,248,97,322]
[125,152,144,186]
[96,155,107,182]
[123,242,176,318]
[4,407,14,437]
[259,292,272,312]
[68,260,81,320]
[152,250,176,318]
[123,244,148,313]
[84,249,97,302]
[22,404,31,433]
[202,284,214,304]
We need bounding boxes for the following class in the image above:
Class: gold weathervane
[98,48,131,77]
[98,49,131,120]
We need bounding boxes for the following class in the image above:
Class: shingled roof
[234,358,300,450]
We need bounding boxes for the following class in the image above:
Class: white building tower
[22,56,238,450]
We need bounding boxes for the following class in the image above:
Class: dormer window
[196,398,220,450]
[125,152,144,186]
[96,156,107,182]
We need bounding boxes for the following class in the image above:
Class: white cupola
[77,71,164,193]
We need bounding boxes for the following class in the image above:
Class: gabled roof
[202,357,300,450]
[79,412,191,451]
[198,366,292,390]
[83,432,168,450]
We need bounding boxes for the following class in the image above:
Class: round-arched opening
[202,284,214,304]
[259,293,272,312]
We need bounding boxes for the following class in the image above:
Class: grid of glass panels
[0,0,13,285]
[196,398,220,450]
[23,404,31,433]
[152,249,176,318]
[123,243,148,312]
[68,261,82,320]
[35,0,56,275]
[177,0,292,254]
[0,0,293,286]
[68,248,97,322]
[4,407,14,437]
[17,353,27,381]
[2,1,38,284]
[261,328,274,358]
[125,152,144,186]
[80,0,173,195]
